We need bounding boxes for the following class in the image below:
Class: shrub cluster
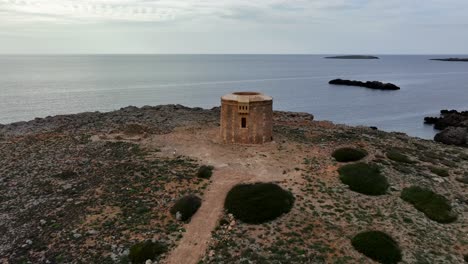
[428,166,449,177]
[53,170,78,180]
[386,150,414,164]
[401,186,457,223]
[123,123,150,135]
[225,183,294,224]
[170,194,202,221]
[129,240,167,264]
[351,231,402,264]
[338,163,389,195]
[456,175,468,184]
[332,147,368,162]
[197,165,214,179]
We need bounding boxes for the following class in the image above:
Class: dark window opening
[241,117,247,128]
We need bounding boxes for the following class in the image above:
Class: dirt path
[141,126,308,264]
[164,168,253,264]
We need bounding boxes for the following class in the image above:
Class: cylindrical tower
[220,92,273,144]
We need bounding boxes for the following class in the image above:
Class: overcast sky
[1,0,467,54]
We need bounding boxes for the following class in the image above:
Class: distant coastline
[430,58,468,62]
[324,55,379,59]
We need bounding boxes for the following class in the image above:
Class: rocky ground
[0,105,215,264]
[0,105,467,264]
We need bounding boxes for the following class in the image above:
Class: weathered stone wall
[220,99,273,144]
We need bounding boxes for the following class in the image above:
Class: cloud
[0,0,392,24]
[0,0,466,27]
[1,0,468,54]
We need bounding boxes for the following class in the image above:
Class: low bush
[351,231,402,264]
[197,165,214,179]
[428,166,449,177]
[338,163,389,195]
[129,240,166,264]
[456,175,468,184]
[123,123,150,135]
[460,153,468,161]
[332,147,368,162]
[170,195,202,221]
[401,186,457,223]
[225,183,294,224]
[52,170,78,180]
[386,150,415,164]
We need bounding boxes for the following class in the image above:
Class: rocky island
[329,79,401,90]
[0,105,466,264]
[430,58,468,62]
[325,55,379,59]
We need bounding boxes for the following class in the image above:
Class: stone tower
[220,92,273,144]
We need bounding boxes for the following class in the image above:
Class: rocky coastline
[0,105,466,263]
[425,110,468,147]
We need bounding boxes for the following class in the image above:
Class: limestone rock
[434,127,467,146]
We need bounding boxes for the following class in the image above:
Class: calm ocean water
[1,55,468,139]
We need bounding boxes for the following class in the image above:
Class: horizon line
[1,53,468,56]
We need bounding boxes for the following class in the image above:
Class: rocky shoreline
[425,110,468,147]
[0,105,466,263]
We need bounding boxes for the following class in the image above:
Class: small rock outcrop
[329,79,400,90]
[425,110,468,147]
[434,127,467,146]
[424,110,468,130]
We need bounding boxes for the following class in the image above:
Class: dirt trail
[143,126,307,264]
[164,168,253,264]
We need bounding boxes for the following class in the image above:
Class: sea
[1,54,468,139]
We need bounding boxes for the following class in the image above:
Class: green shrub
[351,231,402,264]
[123,123,150,135]
[338,163,389,195]
[456,175,468,184]
[460,153,468,161]
[386,150,414,164]
[225,183,294,224]
[428,166,449,177]
[53,170,78,180]
[197,165,214,179]
[129,240,166,264]
[332,148,368,162]
[170,195,202,221]
[401,186,457,223]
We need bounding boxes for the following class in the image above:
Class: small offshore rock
[329,79,400,90]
